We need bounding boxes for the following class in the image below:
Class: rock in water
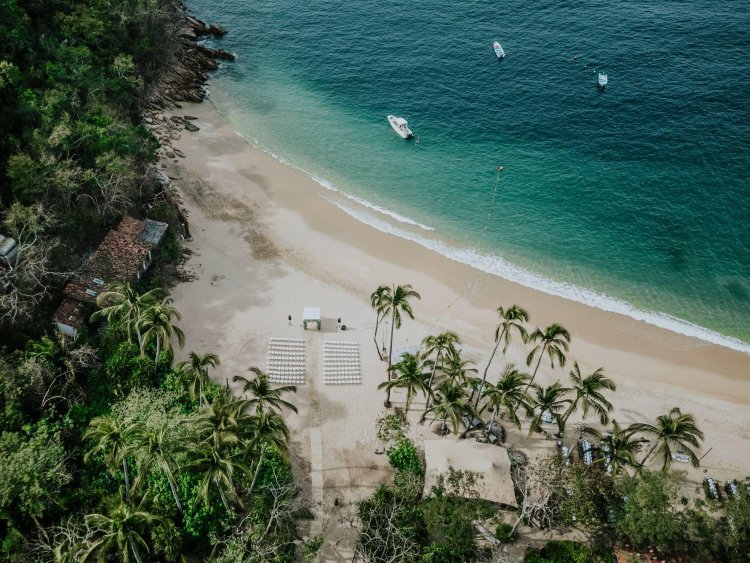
[208,23,227,36]
[184,122,199,132]
[174,149,186,158]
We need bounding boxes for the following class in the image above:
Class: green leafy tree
[475,304,529,409]
[614,470,684,551]
[424,382,476,437]
[175,351,220,407]
[378,352,430,411]
[190,440,251,513]
[137,297,185,368]
[0,423,72,525]
[420,331,461,416]
[370,284,390,360]
[377,284,421,407]
[233,367,297,414]
[386,434,423,475]
[479,364,531,431]
[560,362,616,429]
[631,407,705,470]
[247,409,291,494]
[582,420,646,477]
[84,415,135,495]
[92,282,163,347]
[525,323,571,391]
[82,497,161,563]
[527,381,572,435]
[128,421,185,514]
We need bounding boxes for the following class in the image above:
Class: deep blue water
[187,0,750,349]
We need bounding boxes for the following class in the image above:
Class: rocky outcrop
[144,10,234,109]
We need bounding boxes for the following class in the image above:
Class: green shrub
[524,540,591,563]
[495,522,516,544]
[387,434,422,475]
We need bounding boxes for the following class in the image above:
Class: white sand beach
[164,99,750,557]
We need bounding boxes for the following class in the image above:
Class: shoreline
[218,96,750,357]
[165,97,749,491]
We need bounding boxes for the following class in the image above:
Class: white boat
[387,115,413,139]
[492,41,505,59]
[598,72,608,88]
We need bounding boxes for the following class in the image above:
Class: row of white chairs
[324,366,360,372]
[270,377,304,384]
[269,347,305,354]
[325,340,357,346]
[324,356,359,362]
[268,366,304,372]
[325,377,361,385]
[268,353,305,359]
[270,338,305,344]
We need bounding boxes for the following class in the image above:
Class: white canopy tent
[302,306,321,330]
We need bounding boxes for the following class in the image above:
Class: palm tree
[190,441,251,513]
[247,409,291,493]
[82,497,160,563]
[479,365,532,431]
[475,305,529,410]
[377,352,430,411]
[441,350,477,388]
[379,284,421,407]
[127,422,184,514]
[176,351,220,407]
[631,407,705,470]
[91,282,163,347]
[194,394,249,451]
[233,367,298,414]
[527,381,572,435]
[582,421,646,477]
[137,297,185,367]
[560,362,616,430]
[84,416,135,496]
[424,382,476,437]
[421,331,461,415]
[524,323,571,391]
[370,285,390,360]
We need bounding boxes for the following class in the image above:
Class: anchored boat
[493,41,505,59]
[387,115,413,139]
[598,72,608,88]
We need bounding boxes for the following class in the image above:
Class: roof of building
[52,297,85,328]
[61,216,168,304]
[423,439,517,506]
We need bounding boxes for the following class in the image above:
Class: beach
[165,99,750,554]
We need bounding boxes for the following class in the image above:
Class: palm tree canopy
[176,351,220,402]
[195,394,249,451]
[137,297,185,356]
[527,381,572,435]
[377,352,430,410]
[84,416,130,475]
[565,362,616,425]
[479,365,531,429]
[82,497,160,563]
[247,410,291,460]
[387,284,421,329]
[526,323,571,369]
[421,331,461,360]
[582,420,646,477]
[425,382,476,436]
[494,304,530,352]
[233,367,298,414]
[370,285,391,316]
[631,407,705,470]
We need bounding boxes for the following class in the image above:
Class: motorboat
[598,72,608,88]
[387,115,413,139]
[493,40,505,59]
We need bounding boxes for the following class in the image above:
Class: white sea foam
[311,176,434,231]
[329,200,750,356]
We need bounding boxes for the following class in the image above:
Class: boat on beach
[598,72,608,88]
[387,115,413,139]
[493,41,505,59]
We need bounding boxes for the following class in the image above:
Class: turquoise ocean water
[187,0,750,351]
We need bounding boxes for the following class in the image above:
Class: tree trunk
[373,311,382,360]
[154,335,161,369]
[524,344,547,392]
[165,471,183,514]
[422,350,440,418]
[218,482,231,512]
[475,328,506,410]
[122,458,131,499]
[129,535,144,563]
[249,444,266,494]
[386,307,396,407]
